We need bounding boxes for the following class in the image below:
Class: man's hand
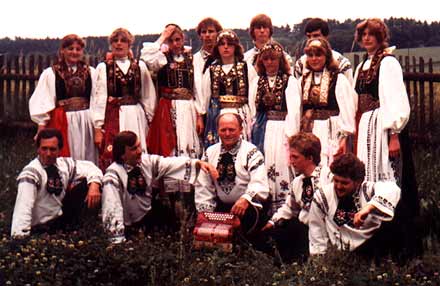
[353,204,376,228]
[94,128,104,149]
[198,161,219,181]
[261,222,274,232]
[388,133,400,158]
[231,197,249,218]
[85,182,101,209]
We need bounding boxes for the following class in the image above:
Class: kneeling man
[308,153,401,255]
[11,128,102,238]
[195,112,270,234]
[101,131,217,243]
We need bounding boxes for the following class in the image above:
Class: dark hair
[249,14,273,40]
[304,37,339,72]
[330,153,365,182]
[216,112,243,130]
[304,18,329,37]
[355,18,389,49]
[36,128,63,149]
[196,17,223,36]
[112,131,138,164]
[212,30,244,62]
[255,40,291,76]
[288,132,321,165]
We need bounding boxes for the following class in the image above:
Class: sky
[1,0,437,39]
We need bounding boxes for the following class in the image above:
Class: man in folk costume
[11,128,102,238]
[308,153,401,258]
[195,112,270,239]
[294,18,353,85]
[101,131,217,243]
[261,132,332,262]
[193,17,223,136]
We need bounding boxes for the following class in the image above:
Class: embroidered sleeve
[243,148,269,202]
[308,189,330,255]
[150,155,200,185]
[368,181,401,220]
[74,159,103,185]
[194,170,217,212]
[272,178,302,223]
[17,166,41,189]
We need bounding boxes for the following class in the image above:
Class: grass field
[1,127,440,285]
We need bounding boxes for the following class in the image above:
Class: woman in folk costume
[140,23,200,199]
[92,28,156,170]
[201,30,254,147]
[353,18,419,257]
[250,40,301,213]
[296,37,356,167]
[29,34,98,163]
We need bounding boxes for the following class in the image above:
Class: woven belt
[358,93,380,114]
[306,109,339,120]
[56,97,89,112]
[108,96,138,106]
[160,87,193,100]
[266,110,287,121]
[218,95,248,108]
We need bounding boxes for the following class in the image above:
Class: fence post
[428,58,434,131]
[0,55,4,121]
[419,57,425,135]
[412,56,419,131]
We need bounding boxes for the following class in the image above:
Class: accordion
[193,212,241,252]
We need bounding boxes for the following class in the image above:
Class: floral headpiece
[260,41,283,54]
[217,29,238,42]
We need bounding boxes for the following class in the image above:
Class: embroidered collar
[302,68,332,106]
[200,49,211,60]
[220,139,242,156]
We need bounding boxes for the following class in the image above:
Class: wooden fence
[1,53,440,143]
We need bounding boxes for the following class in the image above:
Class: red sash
[47,107,70,157]
[147,98,176,157]
[99,100,121,170]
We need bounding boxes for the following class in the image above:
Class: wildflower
[405,274,411,279]
[68,244,75,249]
[377,275,383,280]
[297,270,303,276]
[310,277,316,282]
[36,271,41,276]
[78,240,84,247]
[382,273,388,278]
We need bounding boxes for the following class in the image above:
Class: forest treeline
[1,17,439,58]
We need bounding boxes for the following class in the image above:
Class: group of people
[11,15,419,262]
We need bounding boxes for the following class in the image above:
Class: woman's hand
[388,133,400,158]
[94,128,104,148]
[333,136,348,159]
[158,25,176,44]
[196,114,205,136]
[33,125,46,141]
